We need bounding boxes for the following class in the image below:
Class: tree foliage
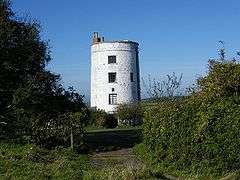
[0,1,87,148]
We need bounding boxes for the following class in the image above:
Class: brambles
[141,52,240,178]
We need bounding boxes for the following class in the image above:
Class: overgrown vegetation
[140,48,240,178]
[0,1,88,149]
[0,142,90,179]
[2,1,240,179]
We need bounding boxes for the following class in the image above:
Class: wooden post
[70,129,73,150]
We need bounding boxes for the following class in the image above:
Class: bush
[117,103,143,126]
[91,110,118,128]
[92,110,107,127]
[105,114,118,128]
[141,59,240,178]
[32,111,87,149]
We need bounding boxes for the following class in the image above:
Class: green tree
[0,0,51,137]
[0,1,87,148]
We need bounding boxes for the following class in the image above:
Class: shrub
[117,103,143,126]
[142,59,240,178]
[105,114,118,128]
[92,110,108,127]
[32,111,87,149]
[92,110,118,128]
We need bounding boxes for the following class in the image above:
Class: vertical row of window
[108,56,117,104]
[107,56,134,105]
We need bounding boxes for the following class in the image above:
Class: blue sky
[12,0,240,101]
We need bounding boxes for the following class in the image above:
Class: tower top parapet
[92,32,138,45]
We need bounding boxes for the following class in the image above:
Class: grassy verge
[133,143,240,180]
[0,142,90,179]
[83,163,156,180]
[0,129,143,179]
[0,141,159,180]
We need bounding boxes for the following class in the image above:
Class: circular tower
[91,32,140,113]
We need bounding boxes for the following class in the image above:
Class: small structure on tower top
[92,32,104,44]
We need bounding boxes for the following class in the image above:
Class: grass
[84,128,142,151]
[0,142,90,179]
[133,143,240,180]
[5,140,238,180]
[0,128,144,180]
[0,141,157,180]
[83,163,154,180]
[82,128,166,180]
[6,130,234,180]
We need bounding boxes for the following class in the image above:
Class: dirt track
[90,148,143,171]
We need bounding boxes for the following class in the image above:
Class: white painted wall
[91,41,140,113]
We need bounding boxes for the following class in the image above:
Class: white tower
[91,32,140,113]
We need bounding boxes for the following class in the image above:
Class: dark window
[109,94,117,105]
[130,72,134,82]
[108,72,116,83]
[108,56,116,64]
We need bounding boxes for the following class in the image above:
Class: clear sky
[12,0,240,101]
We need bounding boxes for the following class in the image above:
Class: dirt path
[90,148,143,171]
[89,148,177,180]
